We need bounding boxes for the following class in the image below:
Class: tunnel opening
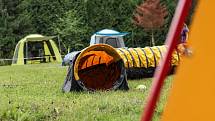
[73,44,125,91]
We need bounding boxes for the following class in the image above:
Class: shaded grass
[0,64,173,121]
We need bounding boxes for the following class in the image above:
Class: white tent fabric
[90,29,127,47]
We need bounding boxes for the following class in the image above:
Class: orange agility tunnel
[62,44,181,92]
[62,44,129,92]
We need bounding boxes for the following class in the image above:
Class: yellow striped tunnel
[116,45,181,69]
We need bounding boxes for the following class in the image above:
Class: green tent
[12,34,62,65]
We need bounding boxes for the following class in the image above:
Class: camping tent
[90,29,128,48]
[12,34,62,65]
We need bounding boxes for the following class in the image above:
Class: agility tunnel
[62,44,129,92]
[116,46,180,79]
[62,44,181,92]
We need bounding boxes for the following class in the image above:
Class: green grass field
[0,64,173,121]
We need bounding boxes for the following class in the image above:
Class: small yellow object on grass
[136,84,147,91]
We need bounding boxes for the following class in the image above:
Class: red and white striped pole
[141,1,192,121]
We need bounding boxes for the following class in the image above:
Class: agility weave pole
[141,1,192,121]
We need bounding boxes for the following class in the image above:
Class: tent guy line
[0,56,58,61]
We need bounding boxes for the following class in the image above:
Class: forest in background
[0,0,197,60]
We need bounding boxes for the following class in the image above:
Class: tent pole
[58,35,61,54]
[26,42,28,63]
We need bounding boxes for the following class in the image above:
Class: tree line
[1,0,196,61]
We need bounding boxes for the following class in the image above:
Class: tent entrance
[23,40,56,64]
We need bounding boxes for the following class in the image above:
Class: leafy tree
[133,0,168,46]
[85,0,149,47]
[0,0,35,61]
[54,9,88,51]
[0,0,183,63]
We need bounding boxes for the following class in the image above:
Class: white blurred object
[62,51,80,66]
[185,48,193,57]
[136,84,147,91]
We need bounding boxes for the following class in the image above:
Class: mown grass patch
[0,64,173,121]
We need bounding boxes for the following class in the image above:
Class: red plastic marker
[141,1,192,121]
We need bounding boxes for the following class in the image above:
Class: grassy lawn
[0,64,173,121]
